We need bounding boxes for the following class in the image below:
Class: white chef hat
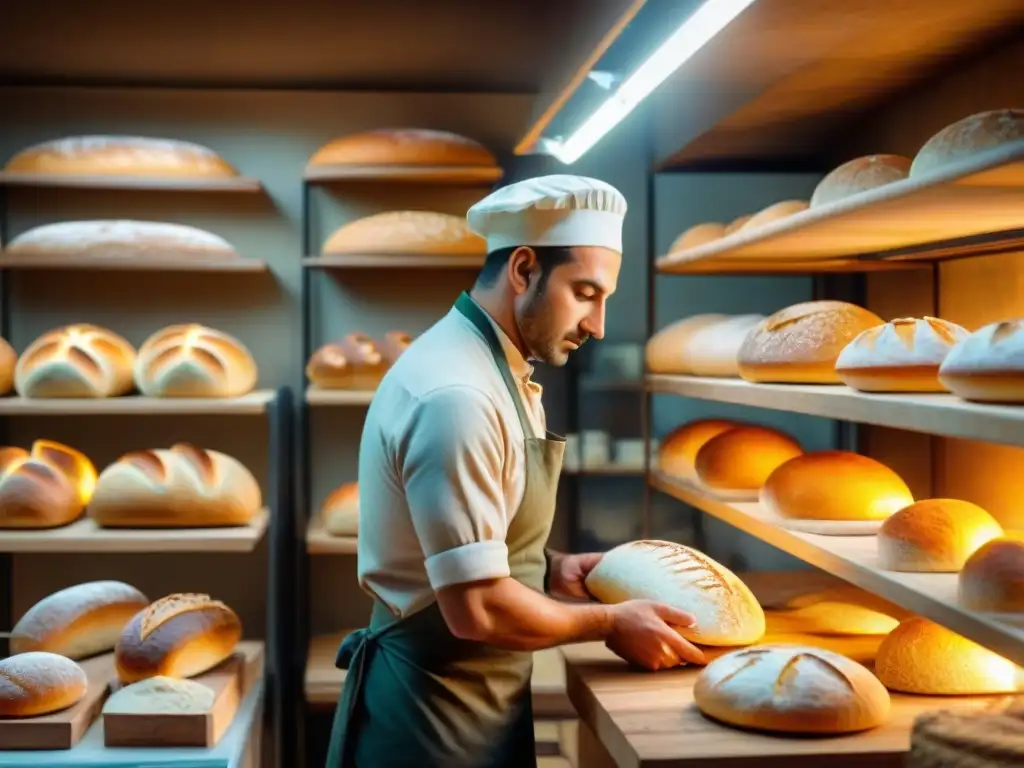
[467,174,627,254]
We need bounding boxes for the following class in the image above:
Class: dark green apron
[325,292,565,768]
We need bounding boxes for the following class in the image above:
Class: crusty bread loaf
[0,337,15,396]
[7,221,240,261]
[667,223,726,253]
[4,136,239,178]
[739,200,809,231]
[875,617,1024,695]
[88,443,261,528]
[810,155,912,208]
[878,499,1003,573]
[0,440,98,529]
[15,324,137,398]
[910,109,1024,179]
[322,482,358,536]
[909,697,1024,767]
[646,315,728,374]
[959,538,1024,613]
[103,675,215,715]
[724,214,751,235]
[657,420,739,481]
[694,426,803,500]
[115,593,242,683]
[0,652,88,717]
[306,333,387,390]
[585,539,765,646]
[134,324,257,398]
[738,301,885,384]
[682,315,767,377]
[938,318,1024,403]
[307,128,497,168]
[323,211,485,256]
[693,644,890,734]
[836,317,969,392]
[11,581,149,659]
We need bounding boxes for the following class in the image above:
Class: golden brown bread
[878,499,1003,573]
[938,319,1024,403]
[694,426,803,499]
[959,537,1024,613]
[724,214,751,234]
[7,220,240,261]
[306,333,388,390]
[910,108,1024,179]
[0,652,88,717]
[810,154,912,208]
[0,440,98,529]
[323,211,485,256]
[739,200,809,231]
[909,697,1024,767]
[667,223,726,253]
[322,482,359,536]
[134,324,257,398]
[15,324,137,398]
[0,337,15,395]
[307,128,498,168]
[657,420,740,481]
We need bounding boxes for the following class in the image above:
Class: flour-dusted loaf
[102,675,215,715]
[323,211,486,256]
[306,333,387,390]
[0,440,98,529]
[4,136,239,178]
[959,538,1024,613]
[646,315,728,374]
[910,109,1024,179]
[115,593,242,683]
[810,154,912,208]
[683,315,767,377]
[6,221,240,261]
[15,324,137,398]
[938,318,1024,402]
[836,317,969,392]
[307,128,498,169]
[738,301,884,384]
[693,645,890,734]
[0,337,15,395]
[694,426,802,500]
[739,200,809,231]
[134,324,257,398]
[88,443,261,528]
[667,223,726,253]
[585,539,765,646]
[657,420,740,481]
[322,482,358,536]
[11,581,149,659]
[878,499,1003,573]
[0,652,89,717]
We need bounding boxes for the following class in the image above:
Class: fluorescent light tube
[548,0,758,165]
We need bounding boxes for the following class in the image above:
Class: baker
[326,174,705,768]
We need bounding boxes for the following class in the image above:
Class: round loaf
[739,200,809,231]
[836,317,969,392]
[682,315,766,377]
[134,324,257,398]
[810,155,912,208]
[667,223,726,253]
[585,539,765,647]
[307,128,497,168]
[938,318,1024,403]
[11,581,149,659]
[875,617,1024,695]
[738,301,885,384]
[4,136,239,178]
[103,675,215,715]
[323,211,485,256]
[693,644,890,734]
[307,333,387,390]
[646,315,729,374]
[0,652,88,717]
[878,499,1003,573]
[694,426,803,500]
[15,324,137,398]
[7,221,239,261]
[115,593,242,683]
[724,214,751,235]
[959,538,1024,613]
[0,337,15,395]
[88,443,261,528]
[657,420,739,481]
[910,109,1024,179]
[322,482,358,536]
[0,440,98,529]
[909,697,1024,768]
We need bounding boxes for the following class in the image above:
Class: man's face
[515,246,621,366]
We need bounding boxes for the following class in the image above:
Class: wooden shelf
[305,387,375,406]
[0,252,268,273]
[306,516,357,555]
[0,508,269,553]
[0,391,275,415]
[303,253,484,269]
[303,164,503,184]
[564,464,644,476]
[647,374,1024,449]
[0,171,263,193]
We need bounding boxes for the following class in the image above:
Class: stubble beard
[518,287,572,367]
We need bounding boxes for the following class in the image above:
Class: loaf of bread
[0,440,98,529]
[89,443,261,528]
[693,645,890,734]
[11,581,149,659]
[694,426,803,500]
[938,318,1024,402]
[0,652,88,717]
[7,221,240,261]
[909,697,1024,768]
[4,136,239,178]
[134,324,257,398]
[875,617,1024,695]
[657,420,739,481]
[738,301,885,384]
[103,675,215,715]
[724,214,751,234]
[910,109,1024,179]
[585,540,765,646]
[306,333,387,390]
[323,211,485,256]
[878,499,1003,573]
[766,601,900,636]
[15,324,137,398]
[0,337,15,395]
[836,317,969,392]
[667,223,726,253]
[739,200,809,231]
[959,538,1024,613]
[810,155,912,208]
[322,482,358,536]
[684,315,767,377]
[378,331,412,366]
[115,593,242,683]
[646,315,728,373]
[307,128,498,168]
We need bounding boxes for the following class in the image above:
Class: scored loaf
[657,420,739,481]
[810,154,912,208]
[877,499,1003,573]
[0,337,15,395]
[0,652,89,717]
[0,440,98,529]
[667,223,726,253]
[694,426,802,500]
[323,211,486,256]
[739,200,809,231]
[585,539,765,646]
[4,136,239,177]
[693,644,890,734]
[134,324,257,398]
[102,675,215,715]
[306,128,498,168]
[910,108,1024,179]
[322,482,358,536]
[15,324,137,398]
[938,318,1024,402]
[88,443,261,528]
[959,538,1024,613]
[115,593,242,683]
[7,220,240,261]
[306,333,388,390]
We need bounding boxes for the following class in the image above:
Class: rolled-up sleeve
[397,385,510,590]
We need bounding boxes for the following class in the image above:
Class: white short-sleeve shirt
[356,299,546,617]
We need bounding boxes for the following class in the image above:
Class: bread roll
[11,581,149,659]
[959,538,1024,613]
[307,128,498,169]
[682,315,766,377]
[115,593,242,683]
[910,109,1024,179]
[135,324,257,398]
[938,318,1024,402]
[810,155,912,208]
[4,136,239,178]
[694,426,802,500]
[0,337,15,395]
[878,499,1003,573]
[657,420,739,481]
[0,440,98,529]
[875,617,1024,695]
[667,223,726,253]
[322,482,358,536]
[306,333,387,390]
[7,221,239,261]
[739,200,809,231]
[836,317,969,392]
[585,540,765,646]
[738,301,885,384]
[323,211,485,256]
[15,324,137,398]
[103,675,215,715]
[910,697,1024,767]
[693,645,890,734]
[724,214,751,235]
[0,652,88,717]
[645,315,728,374]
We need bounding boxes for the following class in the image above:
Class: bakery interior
[1,1,1024,766]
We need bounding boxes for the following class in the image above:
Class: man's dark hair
[474,245,575,292]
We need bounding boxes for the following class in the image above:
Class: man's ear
[507,246,538,295]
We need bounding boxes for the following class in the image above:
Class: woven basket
[908,697,1024,767]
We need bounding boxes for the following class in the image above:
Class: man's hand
[547,551,603,600]
[606,600,706,670]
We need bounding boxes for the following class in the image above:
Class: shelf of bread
[305,329,413,404]
[306,481,358,554]
[0,393,274,415]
